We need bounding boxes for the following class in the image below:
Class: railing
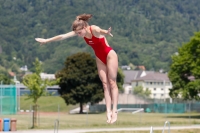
[54,119,59,133]
[117,108,144,114]
[150,121,170,133]
[162,121,170,133]
[150,126,153,133]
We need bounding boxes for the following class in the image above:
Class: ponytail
[76,14,92,22]
[72,14,92,31]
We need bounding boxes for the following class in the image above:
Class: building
[40,73,55,80]
[131,72,172,99]
[123,70,154,94]
[123,70,172,99]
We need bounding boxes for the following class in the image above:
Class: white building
[131,72,172,99]
[123,70,154,94]
[40,73,55,80]
[20,65,28,71]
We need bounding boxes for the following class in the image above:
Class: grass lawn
[1,96,200,133]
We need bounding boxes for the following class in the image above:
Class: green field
[1,96,200,133]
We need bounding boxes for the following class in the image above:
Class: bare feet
[110,111,118,124]
[106,112,112,123]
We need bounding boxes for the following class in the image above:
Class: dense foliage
[168,32,200,100]
[1,0,200,75]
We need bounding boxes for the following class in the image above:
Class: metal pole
[17,84,20,111]
[127,94,128,104]
[164,80,166,102]
[58,104,60,120]
[10,85,11,114]
[54,104,60,133]
[86,108,88,126]
[0,81,2,115]
[54,119,59,133]
[38,105,40,127]
[15,84,17,114]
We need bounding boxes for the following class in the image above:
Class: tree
[56,52,124,113]
[117,68,125,92]
[168,32,200,100]
[0,74,13,84]
[22,58,58,128]
[133,86,151,98]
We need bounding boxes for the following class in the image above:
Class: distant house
[121,65,131,70]
[122,70,172,99]
[137,66,145,71]
[122,70,154,94]
[8,71,15,77]
[131,72,172,99]
[40,73,55,80]
[20,65,28,71]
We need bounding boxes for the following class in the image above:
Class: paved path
[6,125,200,133]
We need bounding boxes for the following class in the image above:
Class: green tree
[56,52,124,113]
[133,86,151,98]
[0,74,12,84]
[22,58,58,128]
[117,68,125,92]
[168,32,200,100]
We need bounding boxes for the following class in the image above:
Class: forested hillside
[1,0,200,76]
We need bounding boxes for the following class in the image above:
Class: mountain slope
[0,0,200,74]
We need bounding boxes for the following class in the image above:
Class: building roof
[123,70,140,84]
[123,70,154,84]
[8,71,15,77]
[138,65,146,70]
[133,72,170,82]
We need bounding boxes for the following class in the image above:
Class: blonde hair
[72,14,92,31]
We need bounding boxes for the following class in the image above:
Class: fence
[90,102,200,113]
[0,85,17,115]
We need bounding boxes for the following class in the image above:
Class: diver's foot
[106,111,112,123]
[110,111,118,124]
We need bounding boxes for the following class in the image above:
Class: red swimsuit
[84,26,113,64]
